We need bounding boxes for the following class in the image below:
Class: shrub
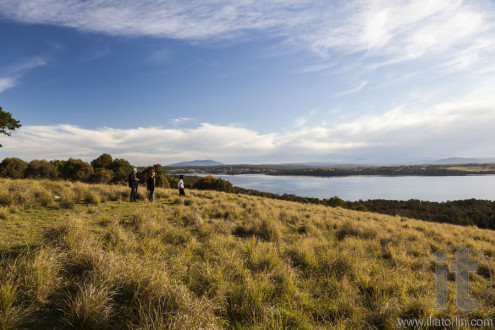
[325,196,347,208]
[90,168,113,184]
[193,175,234,193]
[25,160,58,179]
[90,154,113,170]
[60,158,94,182]
[0,158,28,179]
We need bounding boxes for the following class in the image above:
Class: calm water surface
[206,174,495,202]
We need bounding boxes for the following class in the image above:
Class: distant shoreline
[166,163,495,177]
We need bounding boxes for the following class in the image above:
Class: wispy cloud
[79,47,112,62]
[333,80,368,97]
[10,56,49,73]
[1,1,493,73]
[0,56,49,93]
[171,117,191,125]
[293,62,336,74]
[147,49,173,64]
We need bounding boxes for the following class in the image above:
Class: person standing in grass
[128,168,139,202]
[178,175,185,196]
[147,171,156,202]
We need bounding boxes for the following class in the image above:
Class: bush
[25,160,58,179]
[193,175,234,193]
[0,158,28,179]
[60,159,94,182]
[90,168,113,184]
[90,154,113,169]
[325,196,347,208]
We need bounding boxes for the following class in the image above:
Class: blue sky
[1,0,495,165]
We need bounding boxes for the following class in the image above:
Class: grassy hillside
[1,179,494,329]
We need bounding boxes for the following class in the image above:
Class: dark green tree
[60,158,94,181]
[108,158,133,183]
[0,157,28,178]
[0,106,21,147]
[193,175,234,192]
[325,196,347,208]
[167,176,178,188]
[50,160,66,178]
[90,168,113,184]
[91,153,113,169]
[139,164,169,188]
[25,159,58,179]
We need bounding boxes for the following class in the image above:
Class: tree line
[0,154,177,187]
[230,188,495,230]
[0,155,236,193]
[255,166,495,177]
[1,154,494,230]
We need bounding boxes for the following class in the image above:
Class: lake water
[206,174,495,202]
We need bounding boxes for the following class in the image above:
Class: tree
[25,159,58,179]
[60,158,94,181]
[139,164,169,188]
[0,157,28,178]
[108,158,133,183]
[90,168,113,184]
[91,153,113,169]
[0,107,21,147]
[193,175,234,192]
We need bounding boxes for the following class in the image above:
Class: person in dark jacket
[147,171,156,202]
[128,168,139,202]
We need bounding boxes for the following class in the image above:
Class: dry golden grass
[0,178,494,329]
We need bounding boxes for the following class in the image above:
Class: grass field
[443,164,495,172]
[1,179,494,329]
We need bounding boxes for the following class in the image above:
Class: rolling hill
[0,178,493,328]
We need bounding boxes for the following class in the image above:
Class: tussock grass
[62,281,115,329]
[0,178,495,328]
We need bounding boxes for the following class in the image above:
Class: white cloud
[1,0,494,72]
[0,77,16,93]
[2,82,495,164]
[0,56,50,93]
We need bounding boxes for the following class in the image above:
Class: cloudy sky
[1,0,495,165]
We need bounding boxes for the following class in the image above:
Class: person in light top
[178,175,185,196]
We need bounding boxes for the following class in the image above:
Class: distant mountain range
[166,157,495,168]
[167,159,224,167]
[429,157,495,164]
